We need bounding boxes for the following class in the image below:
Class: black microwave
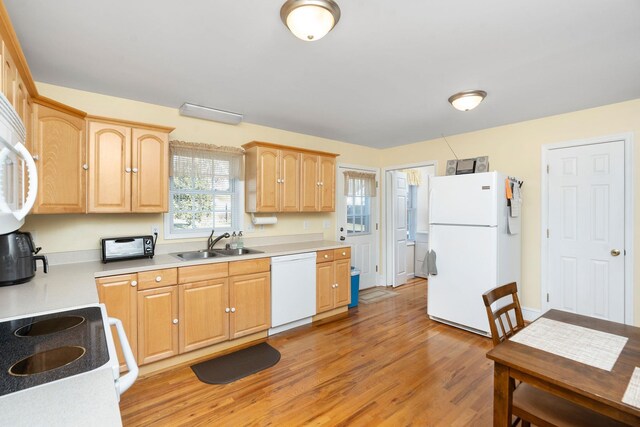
[101,235,155,263]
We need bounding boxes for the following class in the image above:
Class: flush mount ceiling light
[179,103,243,125]
[448,90,487,112]
[280,0,341,42]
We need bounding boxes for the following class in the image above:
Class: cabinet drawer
[137,268,178,290]
[317,250,334,263]
[178,262,229,284]
[229,258,270,276]
[334,247,351,260]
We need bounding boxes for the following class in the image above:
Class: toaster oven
[101,235,155,263]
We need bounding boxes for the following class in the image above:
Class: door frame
[336,162,381,286]
[382,160,438,287]
[540,133,634,324]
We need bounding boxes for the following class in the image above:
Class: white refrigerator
[427,171,521,336]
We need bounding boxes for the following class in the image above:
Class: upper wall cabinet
[301,154,336,212]
[87,117,173,213]
[32,99,87,214]
[243,141,338,213]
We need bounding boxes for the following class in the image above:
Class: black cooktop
[0,306,110,396]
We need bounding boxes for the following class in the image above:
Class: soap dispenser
[230,231,238,249]
[237,231,244,249]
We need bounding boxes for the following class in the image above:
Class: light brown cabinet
[97,259,270,367]
[316,248,351,314]
[96,273,138,371]
[244,143,300,212]
[179,279,230,353]
[2,41,16,107]
[243,141,338,213]
[137,285,179,365]
[32,101,87,213]
[301,154,336,212]
[87,118,171,213]
[229,271,271,339]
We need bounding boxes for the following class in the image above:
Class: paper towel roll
[251,214,278,225]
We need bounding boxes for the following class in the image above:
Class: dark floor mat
[191,342,281,385]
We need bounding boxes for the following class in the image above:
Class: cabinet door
[334,258,351,307]
[316,261,335,313]
[88,121,131,212]
[256,146,279,212]
[32,104,86,213]
[300,153,319,212]
[132,128,168,212]
[137,285,179,365]
[319,156,336,211]
[96,274,138,371]
[2,42,16,106]
[280,149,300,212]
[14,75,27,122]
[229,272,270,339]
[179,279,229,353]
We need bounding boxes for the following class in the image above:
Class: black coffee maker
[0,231,48,286]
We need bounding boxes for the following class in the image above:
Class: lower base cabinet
[316,248,351,314]
[97,260,271,367]
[137,286,179,365]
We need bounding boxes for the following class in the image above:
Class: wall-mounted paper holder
[251,213,278,225]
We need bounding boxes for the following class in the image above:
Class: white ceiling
[5,0,640,148]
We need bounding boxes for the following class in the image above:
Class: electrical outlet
[151,224,160,235]
[303,220,309,230]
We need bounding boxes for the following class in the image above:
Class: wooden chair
[482,283,627,427]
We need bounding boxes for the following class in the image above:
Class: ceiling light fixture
[280,0,341,42]
[448,90,487,112]
[179,103,243,125]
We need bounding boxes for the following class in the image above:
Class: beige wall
[25,82,640,323]
[381,99,640,322]
[25,83,380,253]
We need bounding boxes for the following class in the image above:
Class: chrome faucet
[208,230,230,251]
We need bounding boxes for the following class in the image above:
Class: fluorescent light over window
[179,103,243,125]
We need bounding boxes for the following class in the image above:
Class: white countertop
[0,239,349,320]
[0,238,349,426]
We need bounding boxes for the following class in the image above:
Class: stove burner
[8,346,86,376]
[14,316,85,337]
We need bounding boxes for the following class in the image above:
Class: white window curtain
[343,171,376,197]
[169,140,244,179]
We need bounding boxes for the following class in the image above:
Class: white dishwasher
[269,252,317,336]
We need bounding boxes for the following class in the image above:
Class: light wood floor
[120,278,494,426]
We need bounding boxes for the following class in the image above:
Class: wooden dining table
[486,309,640,426]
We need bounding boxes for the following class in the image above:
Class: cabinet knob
[131,280,137,287]
[342,252,346,256]
[324,254,329,259]
[172,319,178,324]
[225,307,230,313]
[132,167,138,173]
[125,167,132,173]
[320,181,324,186]
[231,307,236,313]
[335,283,339,287]
[82,164,88,170]
[317,182,321,186]
[32,155,40,161]
[155,276,162,282]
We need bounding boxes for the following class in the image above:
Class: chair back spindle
[482,282,525,347]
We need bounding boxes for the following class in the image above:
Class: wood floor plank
[119,279,494,426]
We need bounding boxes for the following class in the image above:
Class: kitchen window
[165,141,244,239]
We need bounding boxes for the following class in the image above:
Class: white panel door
[392,171,408,287]
[337,166,378,289]
[548,141,625,322]
[430,172,497,226]
[427,224,497,334]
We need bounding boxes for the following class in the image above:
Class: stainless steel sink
[173,247,263,260]
[174,251,222,260]
[211,248,264,256]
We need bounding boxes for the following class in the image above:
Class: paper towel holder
[251,213,278,225]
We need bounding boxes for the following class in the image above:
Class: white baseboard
[522,307,542,322]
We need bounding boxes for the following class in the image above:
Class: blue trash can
[349,267,360,308]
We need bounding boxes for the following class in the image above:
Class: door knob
[611,249,621,257]
[172,319,178,324]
